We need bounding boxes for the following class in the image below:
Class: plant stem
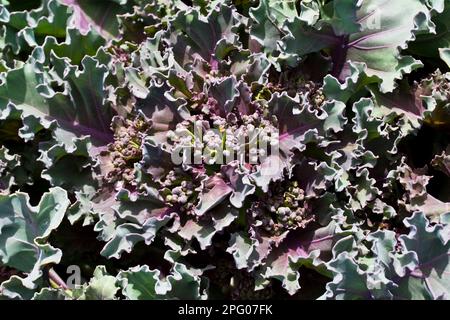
[48,268,69,290]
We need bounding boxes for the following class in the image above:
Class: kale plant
[0,0,449,300]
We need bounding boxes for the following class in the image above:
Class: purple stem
[331,35,350,79]
[49,268,69,290]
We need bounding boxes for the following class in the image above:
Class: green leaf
[59,0,132,40]
[0,187,69,272]
[82,266,119,300]
[0,145,20,194]
[394,212,450,299]
[283,0,432,92]
[118,265,164,300]
[118,263,207,300]
[408,5,450,60]
[0,52,114,148]
[250,0,297,54]
[97,190,174,259]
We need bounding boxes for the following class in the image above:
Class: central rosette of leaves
[78,1,357,299]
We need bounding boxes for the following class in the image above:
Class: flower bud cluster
[166,101,280,166]
[156,169,200,214]
[251,180,314,236]
[262,77,325,109]
[299,81,325,110]
[106,117,150,186]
